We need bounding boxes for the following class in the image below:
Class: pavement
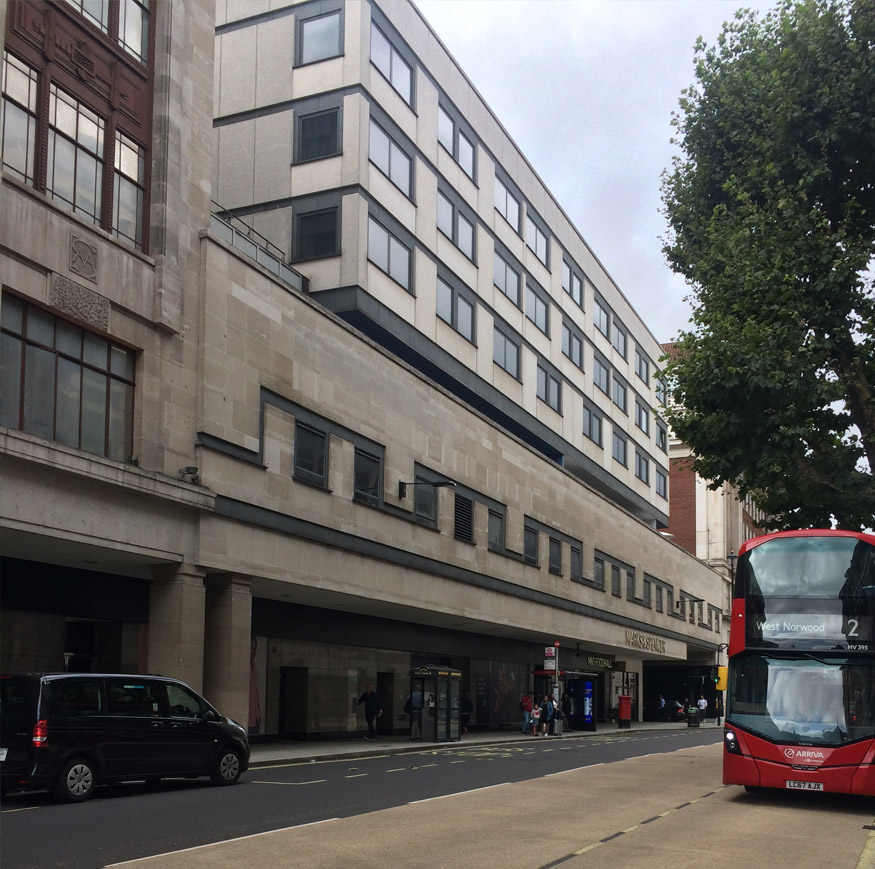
[247,717,723,767]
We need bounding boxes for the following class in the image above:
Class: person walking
[697,694,708,723]
[520,691,534,734]
[561,691,572,732]
[358,683,382,740]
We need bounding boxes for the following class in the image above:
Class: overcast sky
[415,0,777,344]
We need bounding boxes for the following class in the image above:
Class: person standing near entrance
[561,691,572,731]
[520,691,534,734]
[697,694,708,723]
[358,684,382,740]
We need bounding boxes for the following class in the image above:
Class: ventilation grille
[454,494,473,542]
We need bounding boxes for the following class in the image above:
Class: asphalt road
[3,729,874,869]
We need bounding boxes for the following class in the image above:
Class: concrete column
[148,564,206,691]
[203,573,252,728]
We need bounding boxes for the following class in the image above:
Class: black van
[0,673,249,802]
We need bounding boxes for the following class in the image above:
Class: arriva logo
[784,747,825,760]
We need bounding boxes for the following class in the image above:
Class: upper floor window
[494,328,519,379]
[295,208,339,260]
[635,451,650,485]
[371,22,413,106]
[298,108,341,163]
[368,216,411,290]
[571,544,582,581]
[526,285,549,335]
[562,323,583,369]
[354,448,382,505]
[612,430,627,466]
[525,212,548,266]
[63,0,149,63]
[437,191,475,261]
[635,348,649,384]
[494,175,520,231]
[294,422,327,486]
[113,130,146,248]
[549,537,562,574]
[562,260,583,307]
[612,376,627,413]
[635,400,650,435]
[413,474,438,524]
[437,104,475,179]
[493,251,520,306]
[656,467,668,499]
[436,277,474,343]
[488,509,505,551]
[584,405,602,446]
[524,525,539,565]
[612,323,627,357]
[594,300,609,339]
[299,10,342,65]
[369,119,411,196]
[593,357,609,394]
[655,374,668,405]
[537,364,561,412]
[656,424,668,453]
[0,296,134,462]
[1,53,38,185]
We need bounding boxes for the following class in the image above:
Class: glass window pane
[457,214,473,258]
[48,134,76,207]
[457,296,473,340]
[301,12,340,65]
[389,143,410,193]
[437,193,453,237]
[83,332,108,369]
[390,55,412,102]
[23,344,56,439]
[368,219,388,273]
[55,357,81,448]
[0,333,22,427]
[295,425,325,480]
[113,173,141,243]
[75,153,101,221]
[436,279,453,325]
[369,120,389,174]
[108,379,133,461]
[56,319,83,359]
[110,346,134,379]
[298,210,336,259]
[388,236,409,287]
[300,111,338,161]
[26,307,54,346]
[458,133,474,176]
[438,107,454,153]
[1,100,36,183]
[80,367,107,455]
[370,24,391,78]
[1,295,24,334]
[354,451,380,501]
[120,0,147,61]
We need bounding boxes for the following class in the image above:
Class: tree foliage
[661,0,875,530]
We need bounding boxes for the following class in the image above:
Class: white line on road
[408,782,510,805]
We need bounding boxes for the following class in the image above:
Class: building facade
[1,0,725,737]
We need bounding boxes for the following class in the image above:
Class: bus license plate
[786,780,823,791]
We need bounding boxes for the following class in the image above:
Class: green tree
[661,0,875,530]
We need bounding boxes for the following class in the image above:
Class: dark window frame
[293,422,328,487]
[436,276,476,344]
[296,107,341,163]
[549,537,562,575]
[296,8,343,67]
[354,447,382,505]
[294,206,340,261]
[493,326,520,380]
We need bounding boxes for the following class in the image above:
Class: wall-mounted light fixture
[179,466,200,484]
[727,550,737,582]
[398,479,456,499]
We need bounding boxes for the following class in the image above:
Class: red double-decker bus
[723,528,875,795]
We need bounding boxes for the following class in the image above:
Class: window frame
[368,117,412,197]
[593,356,610,395]
[562,259,583,308]
[437,103,476,180]
[295,206,340,261]
[493,327,520,379]
[296,107,341,164]
[583,405,602,447]
[611,322,627,358]
[562,322,583,369]
[656,424,668,453]
[488,509,506,552]
[549,537,562,575]
[537,363,562,413]
[494,174,520,232]
[437,190,476,261]
[293,422,328,487]
[612,430,628,467]
[493,250,521,306]
[635,347,650,384]
[354,447,382,505]
[612,375,627,413]
[524,525,539,565]
[370,21,413,106]
[525,211,549,267]
[656,467,668,499]
[635,399,650,435]
[436,276,475,343]
[635,451,650,485]
[594,300,610,339]
[367,215,411,291]
[297,9,343,66]
[526,284,549,336]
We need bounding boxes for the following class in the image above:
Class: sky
[415,0,778,344]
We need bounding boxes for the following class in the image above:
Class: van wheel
[211,748,242,786]
[54,758,96,802]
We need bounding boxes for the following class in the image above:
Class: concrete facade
[1,0,726,738]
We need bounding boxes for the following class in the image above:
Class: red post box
[618,694,631,729]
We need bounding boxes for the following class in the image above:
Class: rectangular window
[612,376,627,413]
[437,192,475,260]
[562,260,583,307]
[369,118,411,195]
[570,545,582,580]
[488,509,505,551]
[526,285,549,335]
[371,23,413,105]
[635,348,649,384]
[595,301,609,338]
[612,564,622,597]
[294,423,327,486]
[454,493,474,543]
[562,323,583,369]
[635,452,650,485]
[0,296,134,462]
[354,449,381,504]
[494,175,520,231]
[537,364,561,412]
[525,212,548,266]
[368,216,410,289]
[112,130,145,249]
[549,537,562,575]
[437,104,475,179]
[436,277,474,342]
[593,357,609,394]
[655,374,667,405]
[296,208,338,260]
[594,556,605,589]
[524,525,539,565]
[63,0,110,33]
[118,0,149,62]
[612,324,627,358]
[1,53,39,186]
[493,251,520,306]
[656,425,668,453]
[300,10,342,65]
[656,467,668,499]
[299,109,340,162]
[414,475,438,523]
[635,400,650,435]
[612,430,627,466]
[583,406,602,446]
[493,328,519,379]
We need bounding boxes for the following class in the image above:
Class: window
[612,564,622,597]
[1,53,38,185]
[549,538,562,574]
[570,545,582,580]
[635,400,650,435]
[656,468,668,499]
[371,22,413,105]
[526,285,549,335]
[0,297,135,461]
[612,324,627,357]
[296,208,338,260]
[368,216,411,289]
[562,323,583,369]
[525,212,548,266]
[583,406,602,446]
[62,0,149,62]
[594,556,605,588]
[612,376,627,413]
[437,191,475,260]
[656,425,668,452]
[655,374,668,405]
[493,251,520,306]
[166,682,205,719]
[524,525,539,565]
[437,105,475,179]
[454,493,474,543]
[612,430,627,466]
[635,452,650,485]
[294,423,327,486]
[594,301,609,338]
[354,449,381,504]
[369,119,411,195]
[494,175,520,231]
[300,10,342,65]
[112,131,145,248]
[488,510,505,551]
[414,476,438,523]
[436,278,474,342]
[299,109,340,162]
[537,364,561,412]
[493,328,520,379]
[562,260,583,307]
[105,679,160,717]
[593,357,609,394]
[635,348,649,384]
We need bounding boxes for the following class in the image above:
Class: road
[2,730,874,868]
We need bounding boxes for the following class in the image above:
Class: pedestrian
[403,685,422,739]
[520,691,534,735]
[357,683,382,740]
[697,694,708,723]
[714,695,723,726]
[530,702,541,735]
[561,691,571,732]
[460,688,473,735]
[658,694,667,721]
[540,695,554,736]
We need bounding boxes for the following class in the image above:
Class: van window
[105,679,161,717]
[0,676,36,729]
[165,682,205,719]
[51,679,104,716]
